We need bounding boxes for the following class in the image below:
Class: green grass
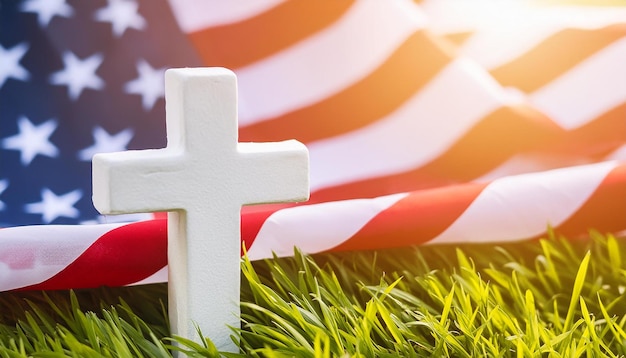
[1,230,625,357]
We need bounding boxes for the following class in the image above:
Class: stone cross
[92,68,309,352]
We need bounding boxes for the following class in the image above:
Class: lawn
[1,231,625,357]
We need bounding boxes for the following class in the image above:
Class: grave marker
[92,67,309,351]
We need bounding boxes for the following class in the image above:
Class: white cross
[92,68,309,352]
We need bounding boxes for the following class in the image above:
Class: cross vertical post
[92,68,309,352]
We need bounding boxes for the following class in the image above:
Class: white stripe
[167,0,284,32]
[530,36,626,130]
[422,0,626,70]
[308,59,505,191]
[247,193,407,260]
[460,22,564,71]
[421,0,528,35]
[236,0,425,126]
[128,265,168,286]
[80,213,154,224]
[474,153,593,183]
[605,145,626,162]
[424,1,626,35]
[429,161,618,245]
[461,7,626,70]
[0,223,124,290]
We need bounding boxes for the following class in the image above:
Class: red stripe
[309,104,562,203]
[239,31,453,144]
[241,204,292,254]
[188,1,354,69]
[331,182,488,252]
[491,25,626,92]
[544,103,626,157]
[18,205,294,290]
[556,163,626,237]
[20,220,168,291]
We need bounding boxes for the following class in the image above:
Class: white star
[2,116,59,166]
[0,42,30,89]
[0,179,8,211]
[94,0,146,37]
[78,126,134,161]
[50,52,104,101]
[20,0,74,27]
[124,59,165,111]
[24,188,82,223]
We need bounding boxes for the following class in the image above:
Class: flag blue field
[0,0,200,225]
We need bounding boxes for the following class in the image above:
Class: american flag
[1,0,625,291]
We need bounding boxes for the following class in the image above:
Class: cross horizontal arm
[93,148,186,214]
[237,140,309,205]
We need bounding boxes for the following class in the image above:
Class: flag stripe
[246,194,408,260]
[546,102,626,156]
[557,164,626,236]
[431,3,626,70]
[607,144,626,161]
[235,0,425,126]
[19,220,167,291]
[188,0,354,69]
[529,36,626,130]
[166,0,284,31]
[305,59,504,192]
[241,203,293,255]
[304,60,562,196]
[239,31,451,144]
[307,105,560,203]
[490,25,626,93]
[409,105,561,182]
[428,161,619,245]
[129,265,168,287]
[330,183,488,252]
[0,224,118,291]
